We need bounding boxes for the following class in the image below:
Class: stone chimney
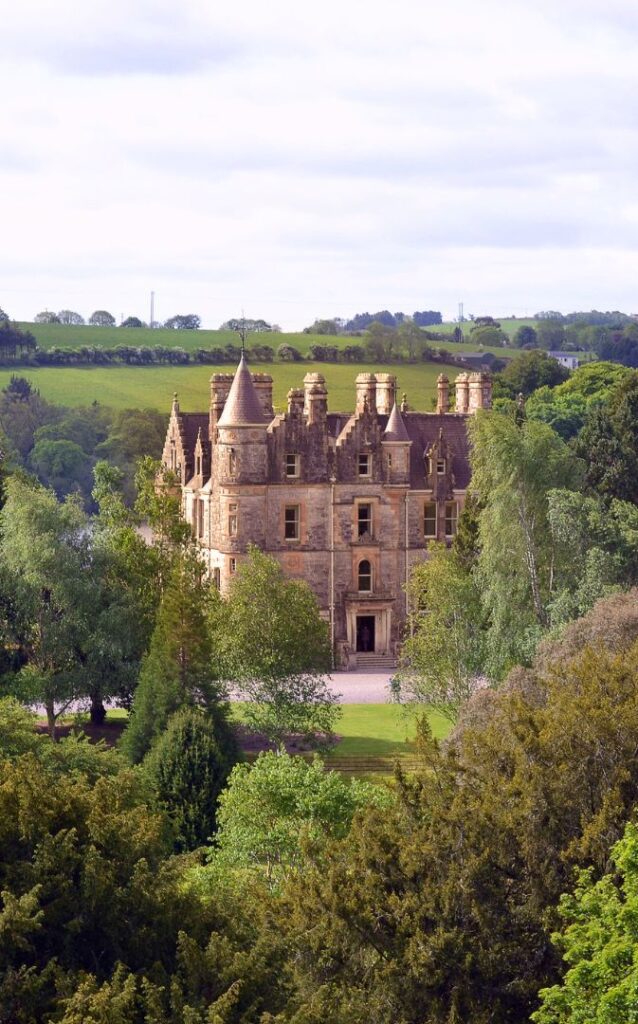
[436,374,450,414]
[252,372,274,420]
[374,373,397,415]
[355,373,377,414]
[287,388,304,416]
[466,371,493,413]
[303,373,327,424]
[209,373,234,435]
[454,372,469,414]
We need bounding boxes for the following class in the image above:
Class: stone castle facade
[160,357,491,668]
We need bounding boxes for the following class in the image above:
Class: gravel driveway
[327,670,395,703]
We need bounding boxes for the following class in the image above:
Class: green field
[17,321,518,359]
[0,360,463,412]
[18,322,322,354]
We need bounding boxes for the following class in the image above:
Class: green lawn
[0,360,462,413]
[326,703,449,758]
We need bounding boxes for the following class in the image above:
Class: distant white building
[548,351,580,370]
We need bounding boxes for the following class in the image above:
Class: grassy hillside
[17,321,516,358]
[0,360,462,412]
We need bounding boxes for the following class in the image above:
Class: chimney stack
[374,373,397,415]
[355,373,377,414]
[436,374,450,414]
[454,372,469,414]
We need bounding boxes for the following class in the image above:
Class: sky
[1,0,638,330]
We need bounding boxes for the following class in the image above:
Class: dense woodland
[1,356,638,1021]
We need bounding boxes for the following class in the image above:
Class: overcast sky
[2,0,637,329]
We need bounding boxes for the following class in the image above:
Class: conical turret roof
[383,401,410,442]
[217,354,265,427]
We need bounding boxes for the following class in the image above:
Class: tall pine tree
[120,551,227,763]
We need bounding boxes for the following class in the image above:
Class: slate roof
[404,413,472,489]
[179,413,209,454]
[217,354,266,426]
[383,402,410,442]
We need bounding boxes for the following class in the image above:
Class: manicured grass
[228,701,450,759]
[0,360,462,412]
[326,703,449,758]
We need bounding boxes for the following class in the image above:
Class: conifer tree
[144,707,238,851]
[120,552,227,763]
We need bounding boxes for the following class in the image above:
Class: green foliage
[495,349,570,399]
[533,820,638,1024]
[121,552,227,763]
[144,707,238,852]
[205,750,388,889]
[275,630,638,1024]
[469,411,583,676]
[576,371,638,504]
[221,547,336,747]
[398,545,486,720]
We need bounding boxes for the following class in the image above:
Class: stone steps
[355,653,396,669]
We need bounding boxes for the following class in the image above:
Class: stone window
[228,449,236,476]
[229,557,237,574]
[196,454,202,476]
[358,559,372,592]
[358,453,371,477]
[196,498,205,538]
[436,458,446,475]
[445,501,458,537]
[213,568,221,589]
[285,453,300,478]
[387,452,393,469]
[228,503,238,537]
[424,501,437,539]
[357,503,372,538]
[284,505,300,541]
[170,439,176,471]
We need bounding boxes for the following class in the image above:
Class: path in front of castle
[326,670,394,703]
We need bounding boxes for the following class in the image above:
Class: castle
[160,357,491,668]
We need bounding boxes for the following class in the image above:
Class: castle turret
[382,401,411,484]
[215,354,268,486]
[454,372,469,413]
[436,374,450,414]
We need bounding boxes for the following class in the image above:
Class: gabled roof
[217,354,266,427]
[383,402,410,442]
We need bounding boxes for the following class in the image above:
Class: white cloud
[1,0,637,327]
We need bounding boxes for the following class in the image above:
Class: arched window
[358,559,372,592]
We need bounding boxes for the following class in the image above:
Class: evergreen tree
[120,552,227,763]
[144,707,238,852]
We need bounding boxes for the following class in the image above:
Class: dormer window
[285,453,300,478]
[437,458,446,475]
[196,454,202,476]
[358,453,371,477]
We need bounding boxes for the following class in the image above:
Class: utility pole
[458,301,464,323]
[150,290,155,328]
